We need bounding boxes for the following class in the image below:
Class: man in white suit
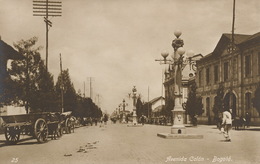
[222,109,232,142]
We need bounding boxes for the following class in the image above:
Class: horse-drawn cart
[1,112,63,144]
[60,111,75,134]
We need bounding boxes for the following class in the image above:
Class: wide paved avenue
[0,123,259,164]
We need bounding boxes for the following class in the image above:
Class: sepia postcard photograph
[0,0,260,163]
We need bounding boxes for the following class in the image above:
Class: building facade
[0,39,24,127]
[150,96,165,112]
[149,96,165,124]
[0,39,23,104]
[196,32,260,125]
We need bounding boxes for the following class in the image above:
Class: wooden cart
[60,111,75,134]
[1,112,63,144]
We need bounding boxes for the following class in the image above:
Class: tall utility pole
[229,0,236,110]
[96,94,100,107]
[90,78,92,99]
[87,77,94,99]
[33,0,62,71]
[161,69,164,105]
[60,53,64,113]
[231,0,236,52]
[147,86,150,119]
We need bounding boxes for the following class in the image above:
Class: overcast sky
[1,0,259,114]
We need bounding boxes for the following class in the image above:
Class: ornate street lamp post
[170,31,186,134]
[155,31,186,133]
[127,86,143,127]
[119,99,128,123]
[156,31,203,138]
[131,86,138,125]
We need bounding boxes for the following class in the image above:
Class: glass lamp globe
[161,52,169,59]
[174,30,182,38]
[186,50,195,58]
[177,47,185,56]
[172,52,180,60]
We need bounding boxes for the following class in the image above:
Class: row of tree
[1,37,102,118]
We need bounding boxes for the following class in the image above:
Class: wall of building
[0,106,26,131]
[196,33,260,125]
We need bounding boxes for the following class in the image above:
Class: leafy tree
[212,83,224,122]
[83,98,95,117]
[29,64,58,112]
[74,95,102,119]
[163,97,174,119]
[186,82,203,125]
[0,74,17,107]
[74,93,85,117]
[55,69,77,113]
[142,102,152,118]
[8,37,57,113]
[136,97,143,118]
[252,83,260,115]
[94,107,103,118]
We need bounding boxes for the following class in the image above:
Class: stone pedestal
[127,124,143,127]
[132,111,137,125]
[127,111,143,127]
[157,97,203,139]
[171,125,186,134]
[121,114,126,124]
[171,96,186,134]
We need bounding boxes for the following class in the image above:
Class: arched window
[245,55,251,77]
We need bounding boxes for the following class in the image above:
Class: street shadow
[0,137,35,148]
[0,136,60,147]
[219,140,231,142]
[233,127,260,131]
[245,128,260,131]
[185,125,195,128]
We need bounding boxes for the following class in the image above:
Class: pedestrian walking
[216,113,223,130]
[221,108,232,142]
[103,114,108,125]
[140,115,145,125]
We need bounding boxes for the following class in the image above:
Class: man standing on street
[222,109,232,142]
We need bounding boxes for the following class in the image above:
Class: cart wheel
[65,118,72,134]
[70,118,75,133]
[71,123,75,133]
[34,118,48,143]
[5,127,20,144]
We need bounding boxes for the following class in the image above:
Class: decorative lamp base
[127,124,143,127]
[171,125,186,134]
